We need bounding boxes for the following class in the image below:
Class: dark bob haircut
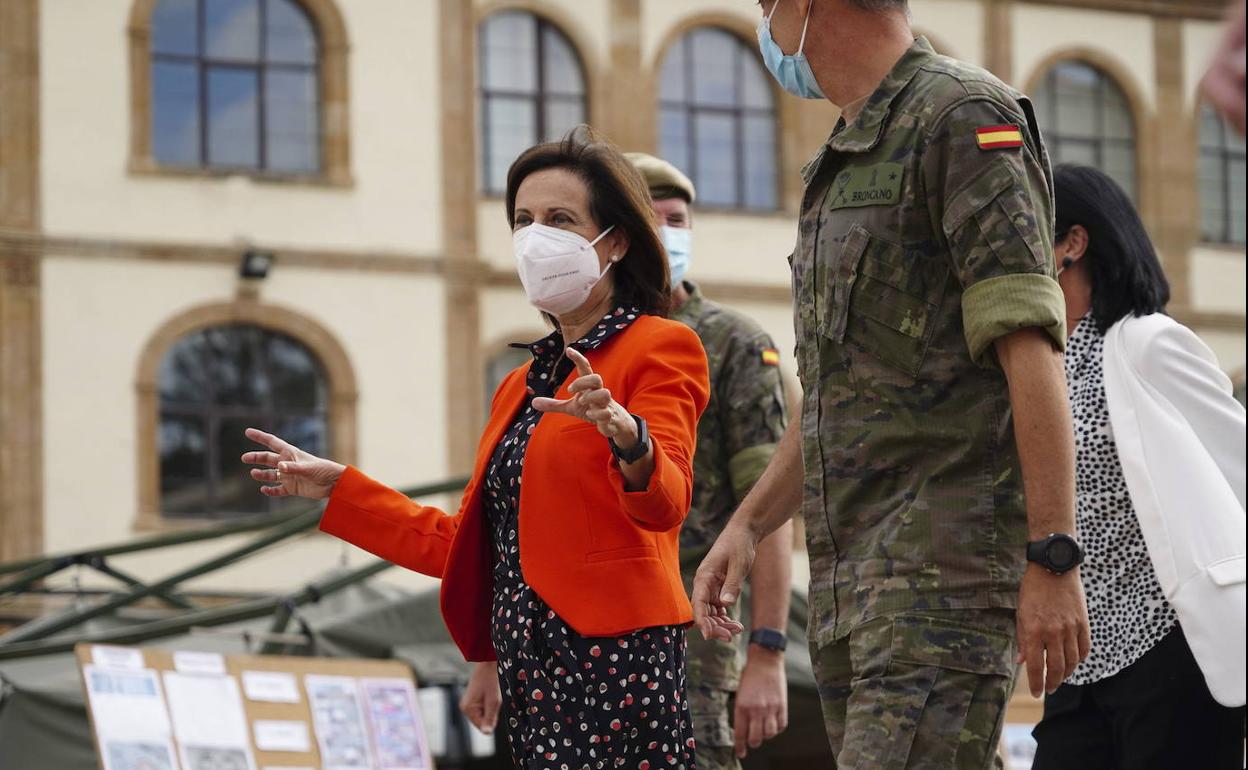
[1054,163,1170,334]
[505,125,670,318]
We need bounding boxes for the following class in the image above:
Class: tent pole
[0,478,468,577]
[0,509,323,646]
[0,559,393,660]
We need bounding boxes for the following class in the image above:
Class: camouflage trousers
[809,609,1018,770]
[688,685,741,770]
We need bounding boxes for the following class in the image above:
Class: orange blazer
[319,315,710,661]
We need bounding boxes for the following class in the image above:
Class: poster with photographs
[78,645,427,770]
[361,677,432,770]
[305,675,374,770]
[82,666,179,770]
[163,671,257,770]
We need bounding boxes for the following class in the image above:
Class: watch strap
[748,628,787,652]
[1025,539,1046,564]
[609,413,649,464]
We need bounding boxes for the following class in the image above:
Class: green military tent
[0,570,832,769]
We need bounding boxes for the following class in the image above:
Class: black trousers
[1032,625,1244,770]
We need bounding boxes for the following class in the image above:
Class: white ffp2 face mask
[513,223,615,316]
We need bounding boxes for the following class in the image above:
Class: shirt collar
[826,37,936,154]
[509,306,641,363]
[671,281,703,323]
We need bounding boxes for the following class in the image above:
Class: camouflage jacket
[792,38,1066,644]
[673,282,788,688]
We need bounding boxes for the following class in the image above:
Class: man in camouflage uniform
[693,2,1091,768]
[627,152,794,769]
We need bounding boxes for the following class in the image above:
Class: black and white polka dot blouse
[1066,314,1178,685]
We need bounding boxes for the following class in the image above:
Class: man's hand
[733,650,788,758]
[691,522,756,641]
[1016,564,1091,697]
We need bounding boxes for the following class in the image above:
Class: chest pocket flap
[827,224,947,378]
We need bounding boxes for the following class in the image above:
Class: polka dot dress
[483,307,696,770]
[1065,314,1178,685]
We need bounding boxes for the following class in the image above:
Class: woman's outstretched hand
[241,427,346,500]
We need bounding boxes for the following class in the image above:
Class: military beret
[624,152,696,204]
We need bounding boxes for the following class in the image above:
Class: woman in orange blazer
[242,126,709,769]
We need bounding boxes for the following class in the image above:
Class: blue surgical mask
[661,225,692,285]
[757,2,825,100]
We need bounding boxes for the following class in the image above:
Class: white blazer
[1102,313,1246,707]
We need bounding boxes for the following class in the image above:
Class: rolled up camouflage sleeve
[720,334,788,503]
[922,97,1066,367]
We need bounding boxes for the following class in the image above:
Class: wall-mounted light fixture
[239,250,274,280]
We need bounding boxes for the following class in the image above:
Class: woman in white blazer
[1031,164,1245,770]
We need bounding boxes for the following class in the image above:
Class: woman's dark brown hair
[505,125,670,318]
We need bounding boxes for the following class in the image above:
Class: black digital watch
[1026,533,1085,575]
[609,413,650,464]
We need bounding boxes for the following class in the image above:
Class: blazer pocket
[586,544,659,563]
[1207,556,1245,587]
[569,433,653,556]
[557,421,603,437]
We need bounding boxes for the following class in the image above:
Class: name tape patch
[827,162,904,210]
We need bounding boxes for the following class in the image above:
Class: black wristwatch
[749,628,788,652]
[609,413,650,464]
[1026,533,1085,575]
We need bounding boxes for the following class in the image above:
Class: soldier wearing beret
[692,1,1092,768]
[626,152,794,770]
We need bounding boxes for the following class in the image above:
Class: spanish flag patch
[760,348,780,367]
[975,124,1024,150]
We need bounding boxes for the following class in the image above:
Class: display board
[74,643,435,770]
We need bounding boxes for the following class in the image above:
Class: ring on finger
[275,469,282,482]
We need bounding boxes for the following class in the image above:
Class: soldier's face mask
[757,1,825,100]
[513,223,616,316]
[660,225,692,285]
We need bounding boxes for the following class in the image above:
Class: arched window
[1198,105,1246,245]
[1032,61,1136,200]
[158,324,328,518]
[484,346,533,410]
[657,27,778,210]
[478,11,588,194]
[149,0,320,172]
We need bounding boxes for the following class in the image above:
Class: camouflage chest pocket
[825,224,947,378]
